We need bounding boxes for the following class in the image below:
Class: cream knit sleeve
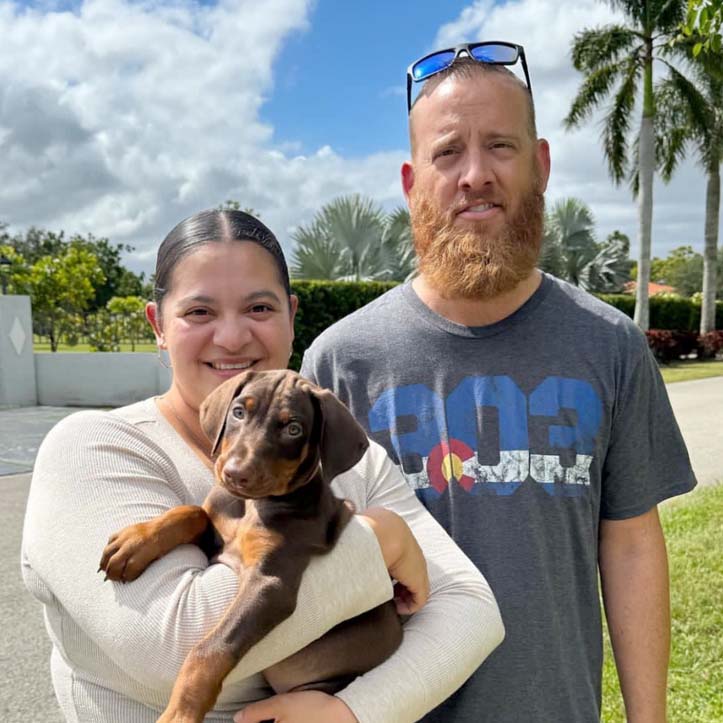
[21,410,392,699]
[334,440,505,723]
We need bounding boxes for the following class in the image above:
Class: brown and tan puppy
[99,369,401,723]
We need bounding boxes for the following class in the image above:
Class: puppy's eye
[287,422,303,437]
[232,406,245,420]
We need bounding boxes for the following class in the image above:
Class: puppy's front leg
[157,557,305,723]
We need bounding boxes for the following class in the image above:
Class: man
[301,45,696,722]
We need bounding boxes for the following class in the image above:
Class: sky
[0,0,719,278]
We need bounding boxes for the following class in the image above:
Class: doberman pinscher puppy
[99,369,402,723]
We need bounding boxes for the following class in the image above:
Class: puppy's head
[200,369,369,498]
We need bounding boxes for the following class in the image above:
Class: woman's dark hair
[153,209,291,309]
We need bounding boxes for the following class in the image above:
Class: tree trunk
[700,164,720,334]
[634,46,655,331]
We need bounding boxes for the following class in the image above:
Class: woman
[21,209,504,723]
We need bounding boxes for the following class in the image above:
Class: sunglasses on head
[406,41,532,113]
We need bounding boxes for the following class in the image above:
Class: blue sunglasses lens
[412,50,456,81]
[470,44,518,64]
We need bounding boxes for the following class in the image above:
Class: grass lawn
[33,341,158,352]
[601,484,723,722]
[658,359,723,384]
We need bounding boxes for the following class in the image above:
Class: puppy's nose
[222,458,250,487]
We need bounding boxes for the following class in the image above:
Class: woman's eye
[232,406,245,420]
[286,422,303,437]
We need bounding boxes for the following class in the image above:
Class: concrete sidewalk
[0,405,94,476]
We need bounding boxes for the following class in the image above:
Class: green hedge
[290,280,397,370]
[598,294,723,331]
[289,282,722,369]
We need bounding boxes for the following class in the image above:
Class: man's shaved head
[408,58,538,155]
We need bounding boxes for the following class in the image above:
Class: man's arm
[599,506,670,723]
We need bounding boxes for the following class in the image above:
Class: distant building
[623,281,678,296]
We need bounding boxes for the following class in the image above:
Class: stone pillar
[0,295,37,407]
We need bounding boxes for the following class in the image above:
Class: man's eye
[186,308,210,317]
[286,422,303,437]
[250,304,273,314]
[435,148,456,159]
[232,406,245,420]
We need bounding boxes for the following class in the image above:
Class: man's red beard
[409,178,545,300]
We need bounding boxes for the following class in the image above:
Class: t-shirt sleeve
[21,411,392,700]
[335,441,505,723]
[600,344,697,519]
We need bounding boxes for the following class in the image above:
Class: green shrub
[290,280,397,370]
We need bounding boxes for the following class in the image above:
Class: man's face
[402,72,551,299]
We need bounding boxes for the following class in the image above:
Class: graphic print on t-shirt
[368,374,602,500]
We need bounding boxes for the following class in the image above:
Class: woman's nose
[213,317,253,351]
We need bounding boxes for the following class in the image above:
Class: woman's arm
[335,440,505,723]
[21,411,393,700]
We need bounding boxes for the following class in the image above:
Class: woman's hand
[360,507,430,614]
[234,690,357,722]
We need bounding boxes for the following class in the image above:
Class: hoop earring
[157,347,171,369]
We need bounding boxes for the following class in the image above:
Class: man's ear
[401,161,415,204]
[146,302,164,346]
[535,138,551,193]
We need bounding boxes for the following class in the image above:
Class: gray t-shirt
[301,274,696,723]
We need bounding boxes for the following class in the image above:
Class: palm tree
[541,198,630,291]
[652,50,722,332]
[290,195,415,282]
[565,0,689,330]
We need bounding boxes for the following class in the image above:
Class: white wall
[35,352,171,407]
[0,295,37,406]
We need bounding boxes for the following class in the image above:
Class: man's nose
[459,151,494,192]
[213,316,253,351]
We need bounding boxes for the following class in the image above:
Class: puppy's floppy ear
[200,370,256,456]
[303,381,369,483]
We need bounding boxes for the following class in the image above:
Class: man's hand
[234,690,357,723]
[360,506,430,614]
[599,506,670,723]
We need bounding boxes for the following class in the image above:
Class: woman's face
[148,241,297,411]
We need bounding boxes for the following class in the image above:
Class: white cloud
[432,0,721,259]
[0,0,405,273]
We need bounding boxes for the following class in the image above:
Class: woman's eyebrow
[245,290,283,304]
[176,294,215,305]
[176,291,283,306]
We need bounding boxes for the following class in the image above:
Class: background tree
[653,48,722,330]
[540,198,631,291]
[217,200,261,217]
[0,244,30,295]
[681,0,723,55]
[106,295,149,351]
[290,195,414,282]
[28,247,105,351]
[565,0,689,330]
[6,228,145,309]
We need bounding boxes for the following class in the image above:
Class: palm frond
[565,58,636,129]
[651,0,687,35]
[289,222,345,280]
[602,58,640,184]
[570,25,638,72]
